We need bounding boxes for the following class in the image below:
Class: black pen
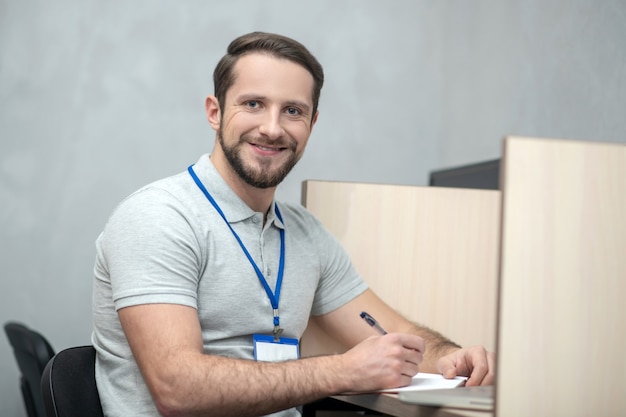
[360,311,388,335]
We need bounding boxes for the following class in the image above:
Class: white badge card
[253,335,300,362]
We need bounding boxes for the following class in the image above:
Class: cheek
[287,122,312,145]
[222,111,256,134]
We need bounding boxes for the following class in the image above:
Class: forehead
[227,52,315,104]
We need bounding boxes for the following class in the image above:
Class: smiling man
[92,32,494,417]
[208,52,316,209]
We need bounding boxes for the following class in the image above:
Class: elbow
[154,401,183,417]
[140,351,211,416]
[149,378,191,417]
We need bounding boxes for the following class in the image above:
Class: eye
[245,100,260,109]
[285,106,301,116]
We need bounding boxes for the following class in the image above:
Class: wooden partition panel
[300,181,501,356]
[497,137,626,416]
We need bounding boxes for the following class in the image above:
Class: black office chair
[40,345,104,417]
[4,321,56,417]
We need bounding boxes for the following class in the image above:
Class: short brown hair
[213,32,324,119]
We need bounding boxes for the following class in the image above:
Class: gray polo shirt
[92,154,368,417]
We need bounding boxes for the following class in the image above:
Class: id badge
[253,334,300,362]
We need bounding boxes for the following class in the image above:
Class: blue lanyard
[188,165,286,338]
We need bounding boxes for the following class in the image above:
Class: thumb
[438,357,458,379]
[442,366,458,379]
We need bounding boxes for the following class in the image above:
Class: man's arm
[119,302,424,417]
[313,289,495,386]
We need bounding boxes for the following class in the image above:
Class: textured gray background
[1,1,625,414]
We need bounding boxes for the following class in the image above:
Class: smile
[255,144,285,151]
[249,141,291,154]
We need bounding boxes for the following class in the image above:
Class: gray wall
[1,1,624,414]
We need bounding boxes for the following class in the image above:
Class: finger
[399,334,425,354]
[465,348,489,386]
[437,355,458,379]
[404,349,424,367]
[401,358,420,378]
[479,351,496,386]
[442,365,458,379]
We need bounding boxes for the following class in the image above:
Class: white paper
[376,372,467,393]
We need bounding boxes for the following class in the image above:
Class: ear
[309,111,319,133]
[205,95,221,131]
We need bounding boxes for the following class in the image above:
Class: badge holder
[253,334,300,362]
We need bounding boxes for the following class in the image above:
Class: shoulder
[275,201,344,254]
[102,170,206,237]
[276,201,325,233]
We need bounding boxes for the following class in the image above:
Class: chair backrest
[4,321,55,417]
[40,345,104,417]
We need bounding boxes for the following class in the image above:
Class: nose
[258,108,284,140]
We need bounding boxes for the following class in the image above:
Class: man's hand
[437,345,495,386]
[340,333,425,392]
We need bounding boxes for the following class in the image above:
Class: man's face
[216,53,317,189]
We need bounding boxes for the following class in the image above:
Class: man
[92,32,494,417]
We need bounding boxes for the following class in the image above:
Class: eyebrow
[236,94,312,115]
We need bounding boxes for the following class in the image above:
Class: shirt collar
[191,154,285,230]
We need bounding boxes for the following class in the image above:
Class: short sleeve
[97,187,204,311]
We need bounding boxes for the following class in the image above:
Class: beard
[218,129,301,189]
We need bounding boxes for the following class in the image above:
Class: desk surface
[332,393,492,417]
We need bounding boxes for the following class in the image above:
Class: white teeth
[257,145,279,151]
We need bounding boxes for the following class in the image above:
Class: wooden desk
[331,393,491,417]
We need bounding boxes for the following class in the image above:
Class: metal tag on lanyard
[273,309,283,341]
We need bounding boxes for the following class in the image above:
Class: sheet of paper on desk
[376,372,467,393]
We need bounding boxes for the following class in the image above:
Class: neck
[209,152,276,215]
